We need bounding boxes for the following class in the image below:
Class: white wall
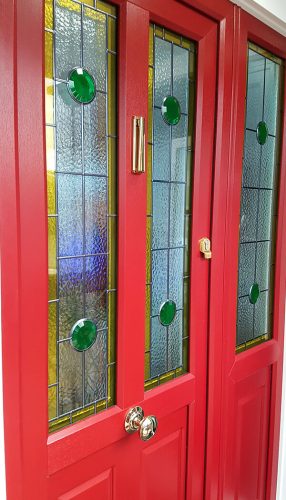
[254,0,286,22]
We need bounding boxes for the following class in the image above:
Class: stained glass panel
[236,43,283,352]
[45,0,117,432]
[145,25,196,389]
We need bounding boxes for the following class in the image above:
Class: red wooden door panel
[0,0,217,499]
[211,8,286,500]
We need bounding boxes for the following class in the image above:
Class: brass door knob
[125,406,158,441]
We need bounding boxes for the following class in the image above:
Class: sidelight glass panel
[45,0,117,432]
[145,25,196,389]
[236,43,283,352]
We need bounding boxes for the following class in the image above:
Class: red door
[205,8,286,500]
[0,0,217,499]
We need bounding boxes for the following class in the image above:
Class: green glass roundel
[67,68,96,104]
[161,96,181,125]
[159,300,177,326]
[70,319,97,351]
[249,283,260,305]
[256,121,268,145]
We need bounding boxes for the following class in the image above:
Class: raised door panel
[58,469,113,500]
[140,407,187,500]
[224,367,271,500]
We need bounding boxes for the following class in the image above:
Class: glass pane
[45,0,117,432]
[236,43,283,352]
[145,25,196,389]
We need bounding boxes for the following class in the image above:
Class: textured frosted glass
[85,289,107,332]
[84,93,107,175]
[150,317,167,378]
[146,28,194,383]
[58,174,83,256]
[168,310,183,370]
[171,115,188,182]
[83,8,106,93]
[257,190,273,241]
[242,130,260,188]
[245,50,264,130]
[85,176,107,255]
[56,84,82,173]
[59,257,84,339]
[173,45,189,114]
[169,248,184,309]
[237,297,254,345]
[254,291,269,337]
[240,188,259,243]
[260,136,276,189]
[154,37,172,107]
[47,0,117,430]
[236,43,282,349]
[85,329,107,404]
[151,250,168,316]
[85,255,107,293]
[264,59,279,135]
[256,242,271,291]
[153,108,170,181]
[169,183,185,247]
[152,182,169,249]
[238,243,256,296]
[55,0,81,80]
[59,341,83,414]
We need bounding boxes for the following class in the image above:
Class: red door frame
[1,0,285,498]
[216,7,286,500]
[181,2,286,499]
[0,1,218,499]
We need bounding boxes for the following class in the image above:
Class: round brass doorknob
[125,406,158,441]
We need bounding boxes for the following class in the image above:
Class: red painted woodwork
[1,0,286,498]
[0,0,217,499]
[210,7,286,500]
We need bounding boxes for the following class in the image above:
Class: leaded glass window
[236,43,284,352]
[145,25,196,389]
[45,0,117,432]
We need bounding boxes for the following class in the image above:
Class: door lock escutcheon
[199,237,212,259]
[125,406,158,441]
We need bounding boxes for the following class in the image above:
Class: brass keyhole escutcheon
[199,237,212,259]
[125,406,158,441]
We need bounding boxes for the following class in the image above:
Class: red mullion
[205,8,235,500]
[0,2,24,499]
[266,62,286,500]
[0,0,49,499]
[129,0,214,42]
[15,0,49,498]
[186,24,218,500]
[216,6,248,497]
[116,1,149,409]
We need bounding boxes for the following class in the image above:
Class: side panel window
[45,0,117,432]
[236,43,284,352]
[145,25,196,389]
